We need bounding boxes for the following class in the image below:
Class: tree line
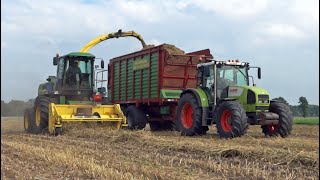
[1,96,319,117]
[272,96,318,117]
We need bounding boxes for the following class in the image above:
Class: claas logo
[230,88,238,93]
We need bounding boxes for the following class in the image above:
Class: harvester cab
[176,59,293,138]
[51,52,104,98]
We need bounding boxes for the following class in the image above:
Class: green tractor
[175,59,293,138]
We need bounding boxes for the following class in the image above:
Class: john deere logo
[133,58,149,71]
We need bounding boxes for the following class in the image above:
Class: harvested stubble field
[1,117,319,180]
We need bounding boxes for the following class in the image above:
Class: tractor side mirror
[101,60,105,69]
[203,66,210,77]
[258,67,261,79]
[53,57,58,65]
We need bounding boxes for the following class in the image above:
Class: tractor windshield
[217,65,248,89]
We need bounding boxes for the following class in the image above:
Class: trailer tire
[175,93,203,136]
[261,102,293,137]
[149,121,173,131]
[126,106,146,130]
[215,101,249,138]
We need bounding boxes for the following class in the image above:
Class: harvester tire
[261,102,293,137]
[175,93,203,136]
[24,108,34,133]
[33,96,51,134]
[54,127,62,136]
[126,105,146,130]
[215,101,249,138]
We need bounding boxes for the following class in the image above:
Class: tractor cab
[197,59,262,106]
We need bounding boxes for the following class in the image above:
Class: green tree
[298,97,309,118]
[272,97,289,106]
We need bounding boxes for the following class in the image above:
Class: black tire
[23,108,34,133]
[126,105,146,130]
[149,121,174,131]
[199,126,209,135]
[175,93,204,136]
[149,121,161,131]
[215,101,249,138]
[261,102,293,137]
[54,127,62,136]
[32,96,51,134]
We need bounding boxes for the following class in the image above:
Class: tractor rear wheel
[175,93,204,136]
[24,108,34,133]
[261,101,293,137]
[126,105,146,130]
[215,101,249,138]
[32,96,51,134]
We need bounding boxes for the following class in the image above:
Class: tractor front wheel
[215,101,249,138]
[261,101,293,137]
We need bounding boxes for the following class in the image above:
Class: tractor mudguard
[180,88,210,126]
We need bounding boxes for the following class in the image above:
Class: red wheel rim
[221,110,232,132]
[181,103,193,129]
[267,125,278,133]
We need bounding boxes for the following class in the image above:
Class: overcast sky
[1,0,319,105]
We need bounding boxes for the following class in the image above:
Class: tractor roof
[64,52,95,58]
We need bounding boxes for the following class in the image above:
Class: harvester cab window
[78,60,92,88]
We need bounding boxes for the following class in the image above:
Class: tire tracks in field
[2,131,319,179]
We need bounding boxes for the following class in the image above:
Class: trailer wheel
[126,105,146,130]
[175,93,203,136]
[24,108,34,133]
[261,102,293,137]
[32,96,50,134]
[215,101,249,138]
[149,121,173,131]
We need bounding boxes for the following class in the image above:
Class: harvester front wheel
[24,108,34,133]
[215,101,249,138]
[175,93,204,136]
[126,105,146,130]
[261,102,293,137]
[33,96,50,134]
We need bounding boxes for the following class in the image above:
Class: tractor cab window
[205,66,215,89]
[217,65,248,89]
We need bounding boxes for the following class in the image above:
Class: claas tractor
[23,52,126,135]
[175,59,293,138]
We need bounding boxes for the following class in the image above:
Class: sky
[1,0,319,105]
